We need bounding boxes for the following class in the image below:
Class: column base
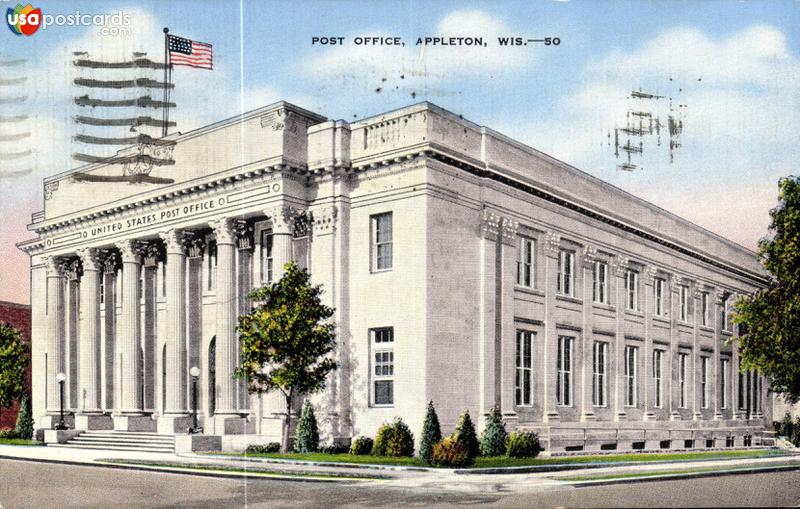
[39,413,75,430]
[158,414,194,434]
[113,414,157,432]
[74,413,113,431]
[210,414,253,435]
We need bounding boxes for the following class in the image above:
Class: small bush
[479,407,507,457]
[350,436,374,455]
[372,418,415,457]
[505,431,542,458]
[15,395,34,440]
[293,401,320,453]
[319,443,350,454]
[246,442,281,454]
[419,401,442,463]
[0,429,19,440]
[430,436,474,467]
[453,409,479,460]
[790,417,800,447]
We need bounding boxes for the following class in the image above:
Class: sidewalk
[1,443,798,491]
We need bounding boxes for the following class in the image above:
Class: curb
[565,463,800,487]
[192,454,434,473]
[0,455,374,484]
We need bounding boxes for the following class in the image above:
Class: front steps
[48,430,176,454]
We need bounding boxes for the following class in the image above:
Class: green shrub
[505,430,542,458]
[790,417,800,447]
[320,443,350,454]
[429,436,474,467]
[294,401,320,453]
[453,409,479,460]
[246,442,281,454]
[15,395,33,440]
[350,436,374,455]
[419,401,442,463]
[479,407,507,457]
[0,429,18,440]
[777,413,793,437]
[372,418,415,457]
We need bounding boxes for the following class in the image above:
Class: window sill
[625,309,644,318]
[699,325,714,333]
[653,314,670,324]
[721,330,733,336]
[556,295,582,305]
[370,268,393,275]
[514,285,544,297]
[370,404,394,409]
[592,302,615,312]
[677,320,694,327]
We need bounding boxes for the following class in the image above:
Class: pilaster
[542,231,560,423]
[610,257,629,421]
[580,245,597,422]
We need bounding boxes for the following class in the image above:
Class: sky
[1,0,799,303]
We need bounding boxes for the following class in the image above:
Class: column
[713,290,725,420]
[65,260,80,412]
[611,257,628,421]
[498,217,519,422]
[580,246,597,422]
[158,229,192,433]
[542,232,560,423]
[235,221,254,411]
[269,205,300,278]
[477,210,500,425]
[75,248,111,430]
[113,240,152,431]
[210,217,247,434]
[101,251,119,412]
[43,256,65,418]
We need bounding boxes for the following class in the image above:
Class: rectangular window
[372,212,393,271]
[721,359,729,409]
[680,285,689,322]
[207,240,217,291]
[679,353,688,408]
[516,236,534,288]
[371,328,394,406]
[557,249,574,296]
[738,358,745,410]
[701,356,709,409]
[592,341,607,407]
[626,269,639,311]
[260,229,273,284]
[653,350,664,408]
[515,330,534,406]
[701,292,709,326]
[722,298,730,331]
[625,345,638,407]
[593,261,608,304]
[654,278,666,316]
[556,336,573,406]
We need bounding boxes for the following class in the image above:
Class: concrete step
[71,436,174,445]
[82,431,172,438]
[50,443,174,453]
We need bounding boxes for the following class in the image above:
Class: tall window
[679,352,688,408]
[515,330,534,406]
[701,356,709,409]
[556,336,573,406]
[701,292,709,326]
[738,358,745,410]
[654,278,666,316]
[557,249,574,296]
[516,237,534,288]
[626,269,639,311]
[593,261,608,304]
[207,240,217,291]
[721,297,730,331]
[653,350,664,408]
[260,229,273,283]
[624,345,638,407]
[680,285,689,322]
[720,359,729,409]
[592,341,607,407]
[372,212,393,271]
[371,328,394,406]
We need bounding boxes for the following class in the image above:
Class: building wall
[0,301,32,429]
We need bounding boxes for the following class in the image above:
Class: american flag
[168,35,213,70]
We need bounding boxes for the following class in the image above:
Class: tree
[735,176,800,401]
[419,400,442,463]
[453,409,479,460]
[0,323,27,426]
[479,406,507,457]
[236,262,337,453]
[15,393,33,439]
[294,400,320,453]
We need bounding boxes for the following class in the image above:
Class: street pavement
[0,457,799,508]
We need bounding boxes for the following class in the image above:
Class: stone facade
[18,101,770,451]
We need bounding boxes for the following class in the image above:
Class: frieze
[543,231,561,256]
[582,245,598,268]
[479,209,502,241]
[311,207,337,235]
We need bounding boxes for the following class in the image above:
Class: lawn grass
[0,438,42,447]
[101,459,379,480]
[208,448,786,469]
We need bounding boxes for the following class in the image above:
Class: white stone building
[18,101,771,452]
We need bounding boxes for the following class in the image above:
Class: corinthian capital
[76,248,101,272]
[115,239,143,264]
[210,217,236,245]
[479,209,502,241]
[43,255,64,277]
[268,205,304,234]
[159,229,187,254]
[543,232,561,257]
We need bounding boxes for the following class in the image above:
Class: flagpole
[162,27,169,138]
